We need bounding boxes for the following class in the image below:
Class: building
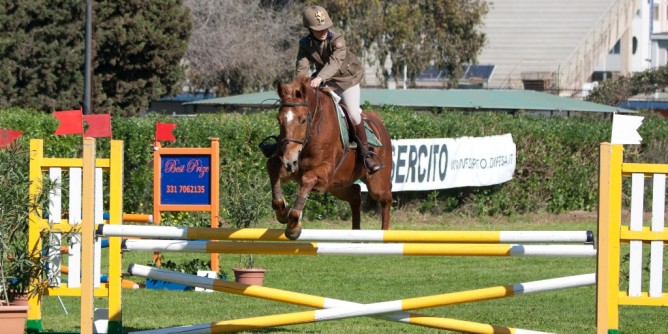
[387,0,668,97]
[156,0,668,113]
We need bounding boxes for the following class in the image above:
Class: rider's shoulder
[299,35,311,46]
[329,31,347,49]
[328,29,341,41]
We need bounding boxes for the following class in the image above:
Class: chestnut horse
[267,76,393,240]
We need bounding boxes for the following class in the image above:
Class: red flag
[53,109,84,135]
[83,114,112,138]
[0,129,23,148]
[155,122,176,142]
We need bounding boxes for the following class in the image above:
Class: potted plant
[220,167,270,285]
[0,141,53,334]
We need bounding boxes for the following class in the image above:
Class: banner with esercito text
[362,134,516,192]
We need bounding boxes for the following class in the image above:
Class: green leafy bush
[0,139,55,302]
[1,107,667,225]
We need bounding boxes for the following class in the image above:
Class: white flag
[611,114,643,145]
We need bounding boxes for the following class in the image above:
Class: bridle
[278,88,322,148]
[277,87,350,176]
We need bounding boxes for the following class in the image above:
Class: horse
[266,75,393,240]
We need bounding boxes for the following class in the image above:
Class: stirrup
[363,151,384,174]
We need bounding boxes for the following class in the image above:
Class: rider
[296,5,383,175]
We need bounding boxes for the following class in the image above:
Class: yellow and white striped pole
[99,224,593,243]
[128,265,594,334]
[123,240,597,257]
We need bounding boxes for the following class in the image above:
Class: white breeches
[335,84,362,125]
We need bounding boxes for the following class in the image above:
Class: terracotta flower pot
[233,268,266,286]
[0,304,29,334]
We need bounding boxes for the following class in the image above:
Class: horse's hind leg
[367,184,392,230]
[330,184,362,230]
[267,157,289,224]
[379,194,391,230]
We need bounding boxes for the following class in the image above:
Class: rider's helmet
[302,5,332,31]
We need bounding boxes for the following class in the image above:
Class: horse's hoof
[276,212,288,224]
[272,198,288,224]
[285,209,302,240]
[272,198,286,210]
[287,208,302,222]
[285,225,302,240]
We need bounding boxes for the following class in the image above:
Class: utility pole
[83,0,92,115]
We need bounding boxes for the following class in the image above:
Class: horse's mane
[277,76,312,103]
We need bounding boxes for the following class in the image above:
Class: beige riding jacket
[296,29,363,91]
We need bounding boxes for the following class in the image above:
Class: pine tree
[0,0,190,116]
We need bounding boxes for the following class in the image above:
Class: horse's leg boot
[353,123,383,175]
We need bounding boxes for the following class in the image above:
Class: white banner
[365,134,516,192]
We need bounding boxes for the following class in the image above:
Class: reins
[279,87,350,175]
[280,89,350,174]
[279,102,308,107]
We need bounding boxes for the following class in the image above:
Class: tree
[184,0,487,95]
[586,66,668,106]
[0,0,191,116]
[0,0,85,112]
[322,0,488,88]
[183,0,299,96]
[93,1,191,116]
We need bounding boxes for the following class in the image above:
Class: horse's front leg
[285,173,319,240]
[267,157,289,224]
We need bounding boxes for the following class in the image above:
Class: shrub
[2,107,667,225]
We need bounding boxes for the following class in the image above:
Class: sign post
[153,138,220,271]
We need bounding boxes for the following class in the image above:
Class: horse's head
[276,76,313,173]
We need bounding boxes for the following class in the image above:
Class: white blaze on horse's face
[285,110,295,123]
[278,106,308,173]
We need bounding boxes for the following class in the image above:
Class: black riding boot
[353,122,383,174]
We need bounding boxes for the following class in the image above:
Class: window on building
[633,37,638,54]
[654,4,660,20]
[609,40,621,54]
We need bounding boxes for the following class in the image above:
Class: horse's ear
[277,81,290,100]
[295,76,310,99]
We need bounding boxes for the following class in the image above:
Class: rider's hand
[310,76,323,88]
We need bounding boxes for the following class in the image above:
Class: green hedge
[1,107,666,225]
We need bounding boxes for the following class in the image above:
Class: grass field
[38,212,665,333]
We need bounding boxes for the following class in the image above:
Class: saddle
[325,90,382,150]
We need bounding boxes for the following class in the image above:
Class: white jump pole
[99,224,594,243]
